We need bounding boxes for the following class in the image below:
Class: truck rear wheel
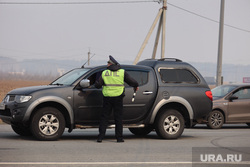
[30,107,65,141]
[155,109,184,139]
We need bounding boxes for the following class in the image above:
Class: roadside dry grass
[0,80,50,123]
[0,80,50,101]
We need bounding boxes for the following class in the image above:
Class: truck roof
[137,58,190,68]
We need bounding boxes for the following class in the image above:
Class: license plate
[0,102,5,110]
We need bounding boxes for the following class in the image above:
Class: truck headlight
[4,95,10,103]
[15,95,32,103]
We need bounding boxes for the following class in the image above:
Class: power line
[0,0,159,5]
[1,0,249,33]
[167,2,218,24]
[167,2,250,33]
[224,23,250,33]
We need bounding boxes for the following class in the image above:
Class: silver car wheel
[163,115,180,135]
[39,114,60,136]
[211,112,223,127]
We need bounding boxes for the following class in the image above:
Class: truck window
[52,68,90,86]
[87,71,103,87]
[159,68,198,83]
[87,70,148,87]
[125,71,148,86]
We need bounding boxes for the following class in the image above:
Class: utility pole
[216,0,225,86]
[133,0,167,64]
[161,0,167,59]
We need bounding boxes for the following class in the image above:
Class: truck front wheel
[155,109,184,139]
[30,107,65,141]
[11,124,32,136]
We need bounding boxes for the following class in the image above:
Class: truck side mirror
[80,79,90,88]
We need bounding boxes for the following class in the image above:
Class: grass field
[0,80,50,123]
[0,80,50,101]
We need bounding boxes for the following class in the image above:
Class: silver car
[208,84,250,129]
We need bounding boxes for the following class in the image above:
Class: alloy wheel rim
[39,114,59,135]
[211,112,222,127]
[163,115,180,134]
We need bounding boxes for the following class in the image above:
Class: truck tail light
[205,90,213,101]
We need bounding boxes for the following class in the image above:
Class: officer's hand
[134,87,139,92]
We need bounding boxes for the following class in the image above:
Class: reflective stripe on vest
[102,69,125,97]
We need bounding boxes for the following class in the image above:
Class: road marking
[0,162,191,165]
[0,161,250,165]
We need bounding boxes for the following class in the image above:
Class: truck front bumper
[0,101,27,125]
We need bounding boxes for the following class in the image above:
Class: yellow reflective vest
[102,69,125,97]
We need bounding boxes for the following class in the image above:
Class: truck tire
[207,110,224,129]
[155,109,184,139]
[30,107,65,141]
[11,124,32,136]
[129,126,153,136]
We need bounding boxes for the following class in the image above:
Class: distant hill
[0,56,249,83]
[191,62,250,84]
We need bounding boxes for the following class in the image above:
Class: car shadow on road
[0,127,196,141]
[59,130,195,142]
[192,124,250,129]
[60,131,158,141]
[0,133,35,141]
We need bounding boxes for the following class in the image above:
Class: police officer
[95,56,139,143]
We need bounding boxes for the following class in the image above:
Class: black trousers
[98,96,123,140]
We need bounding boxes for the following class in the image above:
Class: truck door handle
[143,91,153,95]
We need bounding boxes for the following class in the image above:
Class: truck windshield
[51,68,90,86]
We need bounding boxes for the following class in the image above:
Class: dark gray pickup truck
[0,58,213,140]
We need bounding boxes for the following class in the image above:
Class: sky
[0,0,250,65]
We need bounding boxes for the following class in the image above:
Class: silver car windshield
[212,85,237,98]
[51,68,90,86]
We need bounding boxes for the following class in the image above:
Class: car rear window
[159,68,198,83]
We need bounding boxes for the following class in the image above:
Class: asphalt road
[0,124,250,167]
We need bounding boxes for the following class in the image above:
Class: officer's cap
[107,55,119,65]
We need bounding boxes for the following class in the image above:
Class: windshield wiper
[51,83,64,86]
